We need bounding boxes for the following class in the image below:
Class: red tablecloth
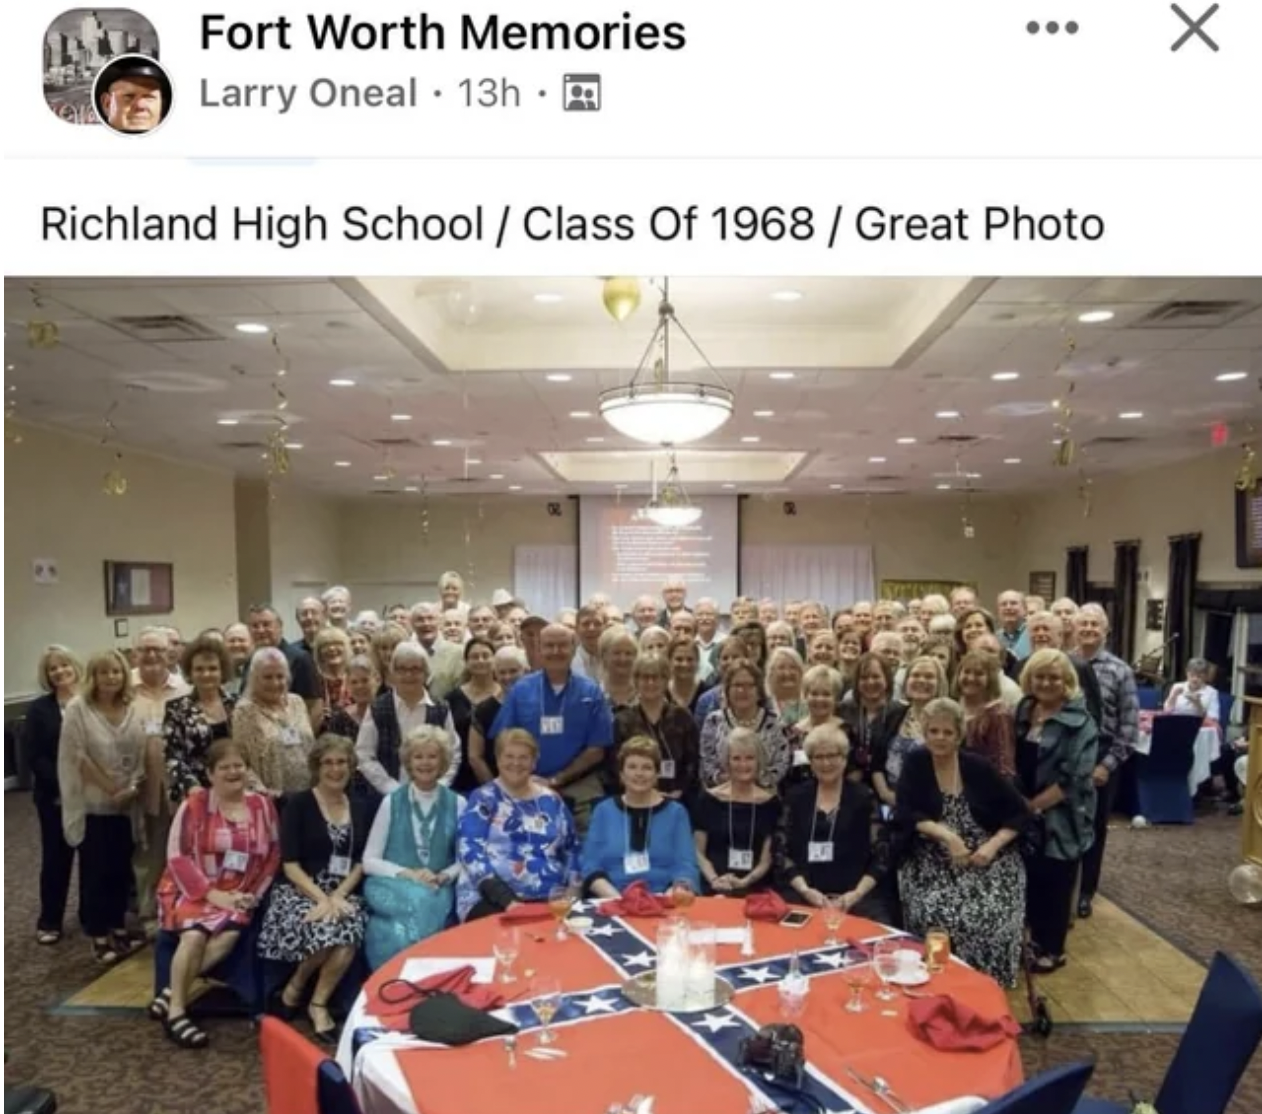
[351,898,1023,1114]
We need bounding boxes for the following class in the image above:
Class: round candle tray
[620,972,736,1014]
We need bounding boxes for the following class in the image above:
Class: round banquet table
[337,897,1023,1114]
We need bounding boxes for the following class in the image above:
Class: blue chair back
[316,1061,361,1114]
[1136,714,1201,823]
[977,1061,1094,1114]
[1137,685,1163,711]
[1156,951,1262,1114]
[1219,692,1234,730]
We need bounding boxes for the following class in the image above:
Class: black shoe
[1077,895,1093,918]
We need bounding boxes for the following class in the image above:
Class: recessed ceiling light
[1119,411,1143,420]
[334,461,352,468]
[285,442,303,450]
[508,485,523,491]
[404,486,420,493]
[569,410,592,418]
[896,436,916,445]
[936,483,952,490]
[771,290,803,302]
[753,410,775,418]
[489,473,505,480]
[433,439,453,446]
[235,322,269,334]
[467,458,482,465]
[1003,457,1022,464]
[329,378,356,387]
[868,456,887,463]
[769,372,795,380]
[586,437,605,443]
[391,413,412,421]
[965,472,983,479]
[1217,371,1248,382]
[533,293,564,304]
[373,473,389,482]
[991,371,1020,381]
[1078,310,1115,324]
[216,418,239,426]
[722,483,736,489]
[936,410,961,419]
[829,484,844,490]
[741,436,761,443]
[545,373,572,382]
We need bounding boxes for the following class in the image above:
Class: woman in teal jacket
[1014,649,1098,972]
[582,736,699,898]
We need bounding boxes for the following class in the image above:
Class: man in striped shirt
[1072,603,1139,918]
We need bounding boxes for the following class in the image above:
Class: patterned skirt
[257,872,367,963]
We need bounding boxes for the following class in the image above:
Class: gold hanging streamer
[5,382,21,444]
[1235,439,1258,493]
[271,334,291,378]
[26,285,60,349]
[99,402,127,495]
[464,514,476,594]
[420,474,430,542]
[601,277,642,323]
[1050,328,1079,466]
[1078,470,1094,518]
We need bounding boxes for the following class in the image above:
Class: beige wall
[1014,449,1260,653]
[4,424,237,697]
[268,484,344,625]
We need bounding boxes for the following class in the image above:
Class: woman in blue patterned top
[456,728,580,920]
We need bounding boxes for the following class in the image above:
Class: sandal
[91,938,121,965]
[36,930,61,946]
[110,931,134,958]
[270,984,304,1021]
[1029,953,1067,974]
[148,988,172,1021]
[308,1001,338,1045]
[164,1014,209,1050]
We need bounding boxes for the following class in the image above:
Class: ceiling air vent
[370,488,402,496]
[368,437,420,448]
[220,440,268,450]
[1084,436,1142,447]
[934,434,980,445]
[865,474,903,483]
[1132,301,1255,329]
[107,315,222,342]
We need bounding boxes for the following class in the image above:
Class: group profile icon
[43,9,172,134]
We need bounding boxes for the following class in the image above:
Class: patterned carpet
[4,794,1259,1114]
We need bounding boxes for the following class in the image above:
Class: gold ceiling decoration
[601,276,642,323]
[5,384,21,444]
[1078,471,1094,518]
[26,285,60,349]
[99,402,126,495]
[1050,329,1079,467]
[419,474,430,542]
[1235,438,1258,493]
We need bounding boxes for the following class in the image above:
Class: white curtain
[514,545,578,620]
[740,545,875,609]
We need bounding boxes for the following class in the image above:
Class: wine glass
[843,965,869,1014]
[822,896,845,947]
[493,926,521,984]
[670,877,696,912]
[873,939,900,1013]
[548,885,576,940]
[531,976,563,1045]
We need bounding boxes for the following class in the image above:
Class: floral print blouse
[164,690,237,803]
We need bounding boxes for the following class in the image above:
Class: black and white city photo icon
[563,74,601,112]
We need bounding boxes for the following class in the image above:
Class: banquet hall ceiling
[5,275,1262,497]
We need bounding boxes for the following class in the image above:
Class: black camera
[737,1023,805,1085]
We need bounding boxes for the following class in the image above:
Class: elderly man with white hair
[659,576,689,626]
[1071,602,1138,919]
[408,602,463,700]
[356,642,459,798]
[321,585,352,629]
[1051,598,1080,652]
[996,590,1031,659]
[630,595,659,634]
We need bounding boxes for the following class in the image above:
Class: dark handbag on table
[408,991,518,1046]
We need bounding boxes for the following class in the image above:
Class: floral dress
[164,691,236,803]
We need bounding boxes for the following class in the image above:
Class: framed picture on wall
[1028,571,1056,600]
[103,560,174,617]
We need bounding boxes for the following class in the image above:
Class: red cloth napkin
[367,965,506,1031]
[744,892,789,922]
[499,904,554,923]
[604,881,671,917]
[907,994,1021,1051]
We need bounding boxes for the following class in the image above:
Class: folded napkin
[744,892,789,922]
[907,994,1021,1052]
[499,903,554,923]
[604,881,671,917]
[367,965,506,1031]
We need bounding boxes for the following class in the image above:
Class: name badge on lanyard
[280,725,302,747]
[329,855,352,877]
[659,758,677,780]
[728,848,754,871]
[624,850,650,875]
[540,715,564,736]
[807,841,835,863]
[792,748,809,767]
[523,813,548,835]
[222,849,250,874]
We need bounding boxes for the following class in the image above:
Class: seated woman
[777,725,895,923]
[582,737,699,898]
[894,699,1030,987]
[151,738,280,1048]
[1164,656,1221,721]
[257,735,369,1043]
[693,729,780,896]
[363,726,466,968]
[457,728,580,920]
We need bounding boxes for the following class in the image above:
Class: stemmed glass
[843,965,869,1014]
[548,884,577,940]
[493,926,521,984]
[670,878,696,913]
[873,939,900,1015]
[822,896,845,947]
[531,976,563,1045]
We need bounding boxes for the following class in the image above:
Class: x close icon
[1171,3,1220,52]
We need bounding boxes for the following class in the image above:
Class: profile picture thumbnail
[43,9,167,131]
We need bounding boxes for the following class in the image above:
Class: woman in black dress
[693,729,780,895]
[839,652,908,789]
[444,638,499,792]
[615,653,700,802]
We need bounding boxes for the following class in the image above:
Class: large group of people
[22,575,1246,1051]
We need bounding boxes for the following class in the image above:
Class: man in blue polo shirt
[491,622,612,833]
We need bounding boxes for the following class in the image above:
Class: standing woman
[837,629,864,693]
[258,735,369,1043]
[164,634,236,803]
[312,627,354,732]
[693,638,751,727]
[766,647,807,729]
[444,637,500,793]
[839,653,908,789]
[698,661,793,790]
[152,739,280,1048]
[600,626,640,712]
[693,729,781,895]
[466,647,527,786]
[954,651,1017,778]
[326,655,379,742]
[232,648,315,803]
[788,665,844,787]
[1014,649,1098,973]
[666,636,706,717]
[23,645,85,946]
[872,656,946,808]
[615,653,700,801]
[58,649,148,964]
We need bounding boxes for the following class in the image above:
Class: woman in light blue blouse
[582,737,699,898]
[456,728,579,920]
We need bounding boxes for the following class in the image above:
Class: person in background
[233,649,316,802]
[151,738,279,1048]
[222,623,254,695]
[467,646,528,785]
[348,625,373,660]
[667,610,697,645]
[757,598,781,626]
[974,634,1025,707]
[789,664,844,786]
[730,597,759,627]
[438,571,465,614]
[23,645,86,946]
[1164,657,1221,721]
[807,631,840,670]
[659,576,689,626]
[872,655,947,807]
[954,650,1017,778]
[490,589,517,622]
[1051,598,1080,652]
[630,595,660,634]
[164,634,236,802]
[699,660,793,790]
[1027,612,1101,724]
[694,597,724,679]
[693,637,748,725]
[326,655,380,798]
[666,636,706,718]
[321,586,353,630]
[570,605,606,682]
[370,624,409,697]
[766,621,797,654]
[246,604,322,723]
[614,653,700,801]
[693,728,780,895]
[582,737,699,898]
[491,623,614,833]
[385,604,412,627]
[519,613,547,671]
[996,591,1032,660]
[601,626,640,711]
[58,649,147,964]
[1071,604,1137,919]
[766,646,807,728]
[950,586,978,619]
[444,637,499,792]
[467,605,496,640]
[312,626,354,732]
[441,609,468,646]
[837,628,864,692]
[407,603,462,699]
[1024,595,1047,617]
[839,652,907,788]
[295,597,326,657]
